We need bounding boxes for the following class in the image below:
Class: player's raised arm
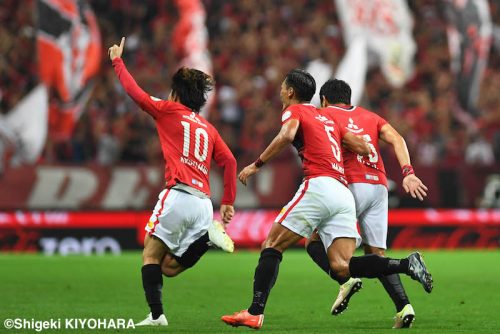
[238,118,299,186]
[109,37,162,119]
[379,123,428,201]
[213,132,237,224]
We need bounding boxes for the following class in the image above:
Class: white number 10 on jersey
[181,121,209,162]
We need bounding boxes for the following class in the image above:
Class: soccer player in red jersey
[305,79,428,328]
[109,38,237,326]
[221,70,433,330]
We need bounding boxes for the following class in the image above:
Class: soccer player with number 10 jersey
[109,37,237,327]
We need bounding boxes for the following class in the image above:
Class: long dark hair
[171,67,214,112]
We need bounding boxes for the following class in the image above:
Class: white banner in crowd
[0,85,48,165]
[309,0,416,106]
[1,1,101,171]
[445,0,492,116]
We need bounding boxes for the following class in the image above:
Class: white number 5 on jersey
[324,126,342,162]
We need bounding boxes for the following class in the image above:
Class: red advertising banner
[1,209,499,253]
[1,164,499,210]
[0,163,299,210]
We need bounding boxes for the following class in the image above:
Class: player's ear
[169,90,179,102]
[321,95,327,108]
[287,87,294,99]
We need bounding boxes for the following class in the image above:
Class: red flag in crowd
[172,0,214,117]
[37,0,101,139]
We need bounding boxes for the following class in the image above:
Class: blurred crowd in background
[1,0,500,169]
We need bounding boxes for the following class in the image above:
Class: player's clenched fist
[108,37,125,61]
[220,204,235,224]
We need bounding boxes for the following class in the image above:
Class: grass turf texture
[1,250,499,333]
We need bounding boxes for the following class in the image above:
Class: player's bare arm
[342,132,371,156]
[380,123,428,201]
[238,119,300,186]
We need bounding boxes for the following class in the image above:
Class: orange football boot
[221,310,264,329]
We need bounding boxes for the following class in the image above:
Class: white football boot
[393,304,415,328]
[331,277,363,315]
[208,220,234,253]
[135,313,168,326]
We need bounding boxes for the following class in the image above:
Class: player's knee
[330,258,350,279]
[162,266,181,277]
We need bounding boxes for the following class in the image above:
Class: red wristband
[254,158,265,168]
[402,164,414,177]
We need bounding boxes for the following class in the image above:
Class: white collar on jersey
[327,105,357,112]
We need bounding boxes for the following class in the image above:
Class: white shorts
[275,176,361,249]
[146,188,213,257]
[349,183,388,249]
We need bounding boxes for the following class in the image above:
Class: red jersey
[113,58,236,204]
[324,105,388,186]
[282,104,348,186]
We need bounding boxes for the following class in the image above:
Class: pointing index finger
[119,37,125,49]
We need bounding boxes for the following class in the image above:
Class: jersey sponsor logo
[365,174,380,181]
[150,96,162,102]
[315,114,334,124]
[191,178,204,188]
[180,156,208,175]
[182,112,208,128]
[345,117,364,134]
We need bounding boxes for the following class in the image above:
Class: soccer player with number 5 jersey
[221,70,433,330]
[109,37,237,327]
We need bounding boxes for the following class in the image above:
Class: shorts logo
[147,221,155,229]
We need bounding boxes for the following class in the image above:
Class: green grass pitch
[1,250,499,333]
